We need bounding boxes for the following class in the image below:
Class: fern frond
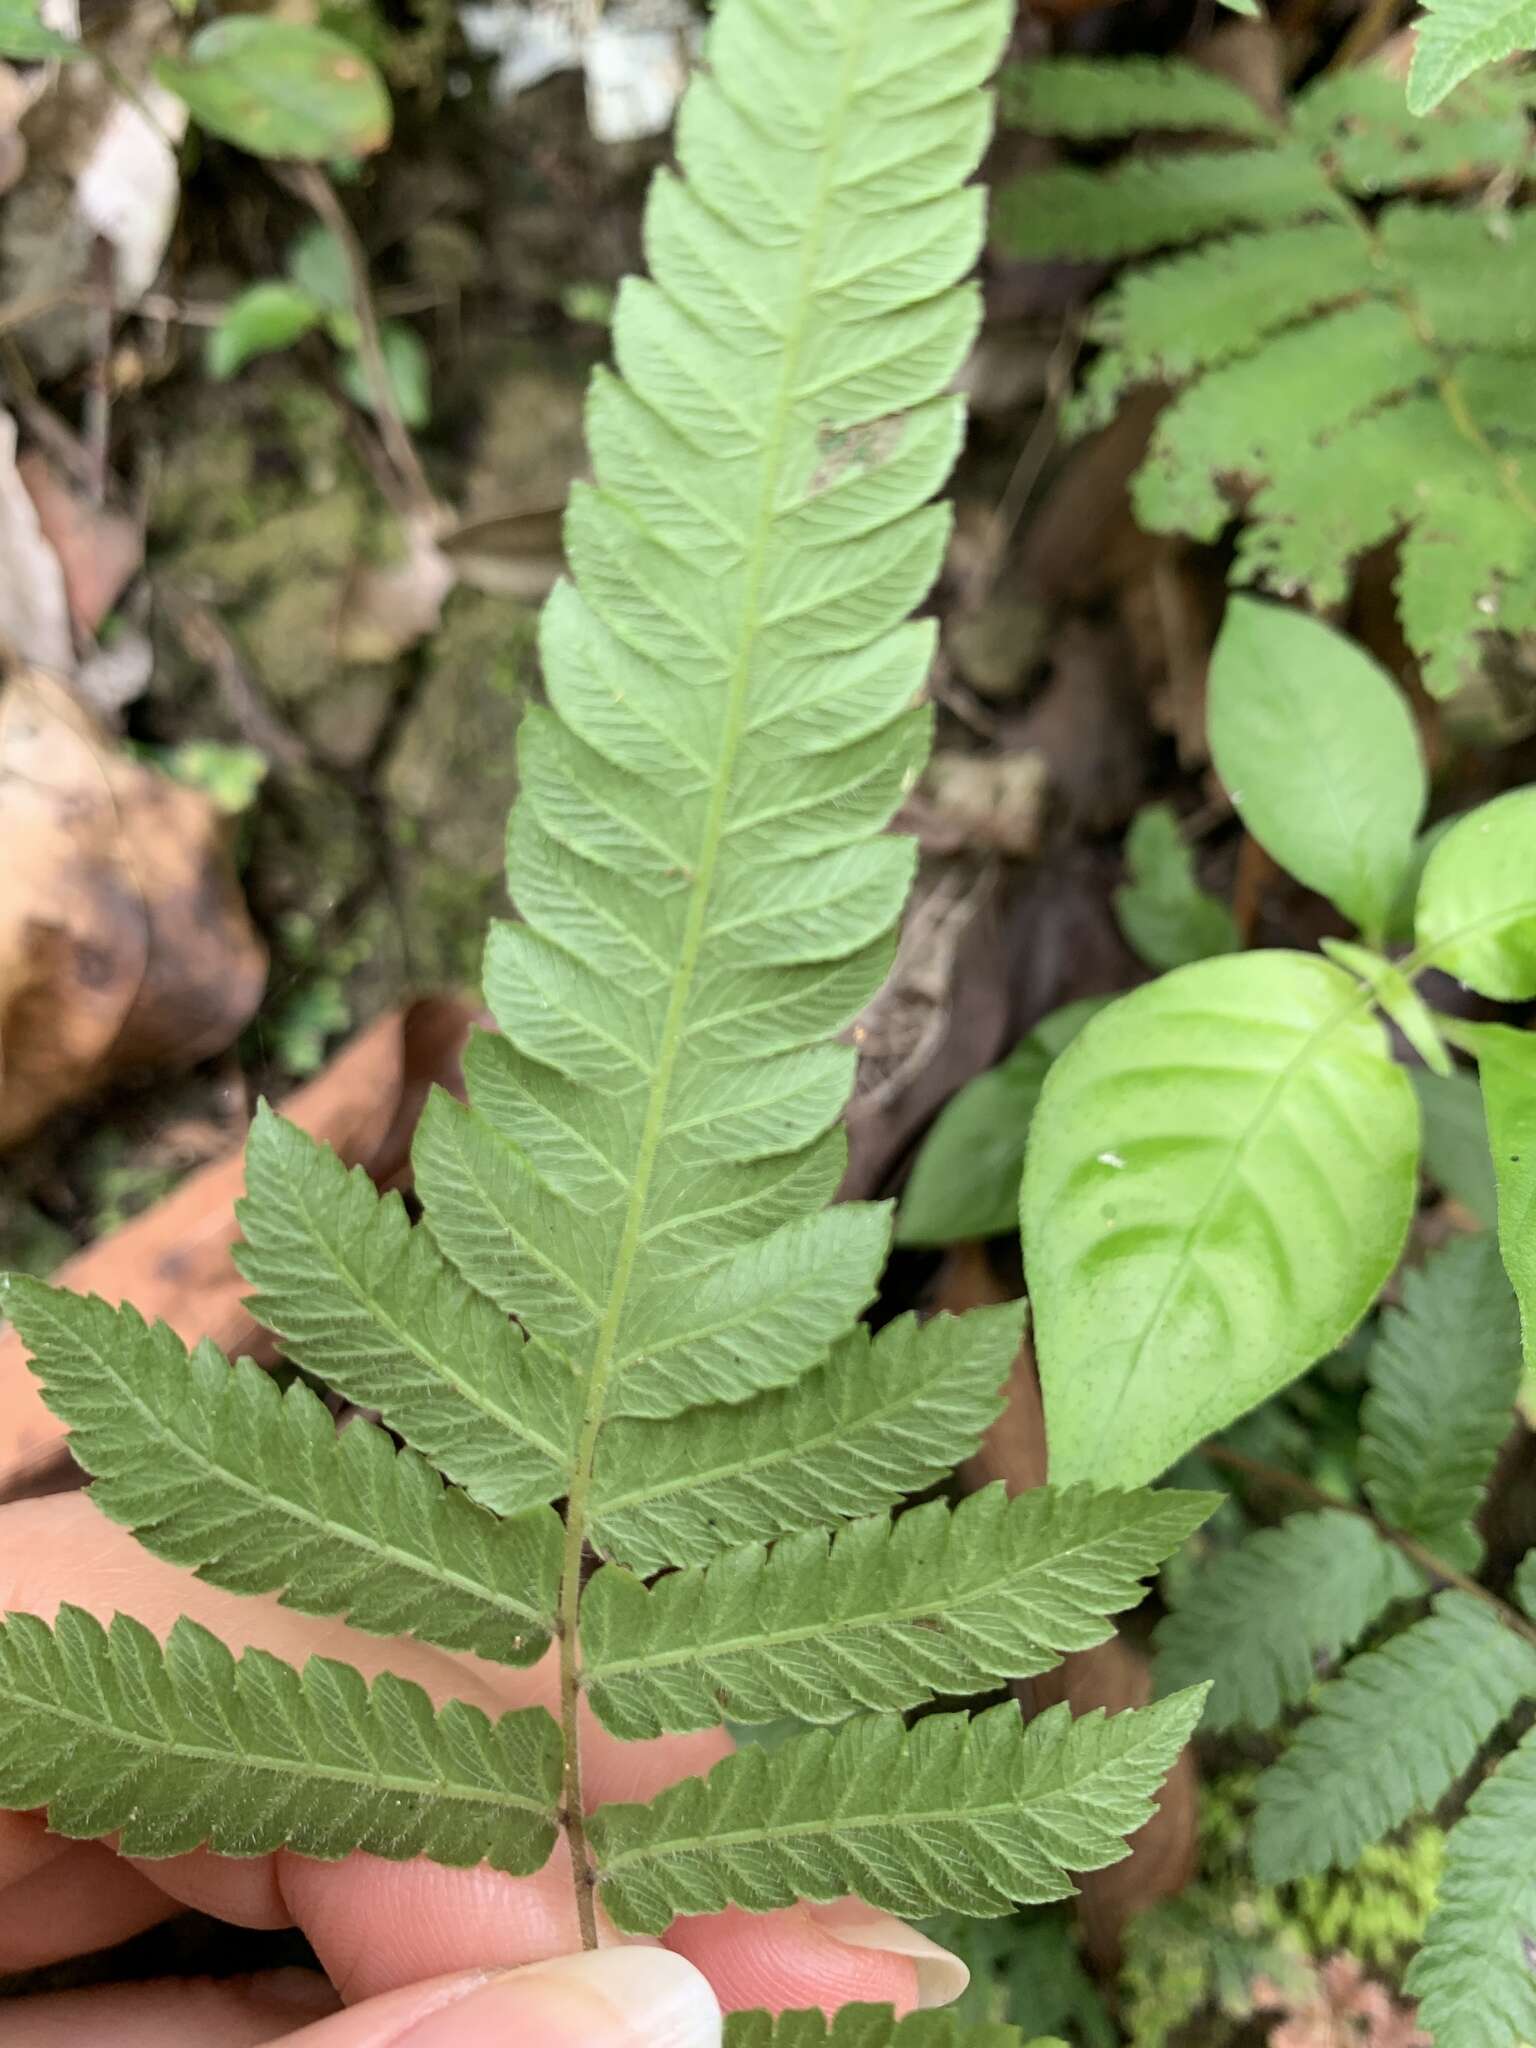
[998,65,1536,692]
[1153,1510,1422,1730]
[1406,1720,1536,2048]
[4,1280,561,1664]
[1000,56,1275,139]
[1359,1235,1521,1571]
[581,1484,1213,1739]
[236,1107,578,1515]
[726,2009,1040,2046]
[1251,1593,1536,1880]
[587,1306,1021,1575]
[0,1606,562,1871]
[1408,0,1536,113]
[589,1691,1207,1934]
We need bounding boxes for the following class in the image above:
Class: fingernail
[813,1901,971,2010]
[398,1947,722,2047]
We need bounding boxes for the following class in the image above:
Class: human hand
[0,1493,968,2044]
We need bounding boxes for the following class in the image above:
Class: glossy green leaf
[0,0,80,60]
[1458,1022,1536,1369]
[1207,599,1426,944]
[1022,951,1420,1487]
[286,226,352,311]
[1416,788,1536,999]
[1114,803,1240,970]
[896,1000,1109,1248]
[157,21,391,161]
[207,283,322,379]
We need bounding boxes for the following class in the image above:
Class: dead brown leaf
[16,449,143,640]
[0,668,266,1147]
[0,996,478,1503]
[0,411,71,672]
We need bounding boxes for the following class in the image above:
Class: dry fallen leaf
[0,996,479,1503]
[0,667,267,1148]
[17,449,143,640]
[0,411,72,672]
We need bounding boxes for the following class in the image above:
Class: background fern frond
[998,64,1536,692]
[0,1606,562,1871]
[3,1280,561,1664]
[590,1691,1207,1934]
[1154,1510,1422,1729]
[587,1306,1022,1574]
[1251,1593,1536,1880]
[1359,1235,1521,1571]
[726,2008,1050,2046]
[581,1485,1213,1738]
[999,55,1275,139]
[1406,1720,1536,2048]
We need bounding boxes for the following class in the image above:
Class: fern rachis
[0,0,1209,2030]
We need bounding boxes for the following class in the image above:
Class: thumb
[295,1948,724,2048]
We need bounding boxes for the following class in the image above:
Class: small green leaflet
[1407,1717,1536,2048]
[208,284,323,380]
[1114,803,1239,971]
[1251,1592,1536,1882]
[1154,1509,1422,1729]
[0,1606,561,1871]
[590,1691,1207,1934]
[588,1306,1022,1574]
[725,2010,1053,2046]
[1416,787,1536,999]
[157,20,391,160]
[1457,1022,1536,1370]
[1022,951,1418,1488]
[580,1484,1213,1738]
[1358,1234,1521,1570]
[1207,599,1426,946]
[1407,0,1536,113]
[0,1277,562,1665]
[896,1001,1109,1247]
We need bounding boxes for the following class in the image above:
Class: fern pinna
[0,0,1208,2029]
[1156,1232,1536,2048]
[997,60,1536,697]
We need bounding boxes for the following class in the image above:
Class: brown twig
[1201,1441,1536,1656]
[281,164,439,526]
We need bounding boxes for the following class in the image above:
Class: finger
[8,1951,723,2048]
[0,1839,175,1970]
[664,1901,968,2019]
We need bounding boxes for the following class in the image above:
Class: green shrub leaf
[896,1000,1109,1248]
[590,1690,1207,1934]
[1252,1592,1536,1881]
[0,0,81,61]
[157,20,391,160]
[1114,803,1240,971]
[1154,1509,1422,1729]
[1359,1234,1521,1570]
[0,1606,561,1871]
[1207,599,1426,943]
[1416,788,1536,999]
[1459,1022,1536,1368]
[1022,951,1419,1487]
[208,283,322,379]
[582,1484,1213,1739]
[1407,0,1536,113]
[1411,1065,1500,1223]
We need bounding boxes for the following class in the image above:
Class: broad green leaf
[1252,1592,1536,1880]
[1114,802,1241,971]
[1154,1509,1422,1729]
[340,322,431,428]
[1459,1022,1536,1368]
[235,1105,578,1516]
[157,21,391,160]
[0,1606,561,1872]
[1320,938,1451,1075]
[582,1484,1212,1739]
[1207,599,1426,944]
[1411,1065,1499,1224]
[1021,951,1419,1488]
[1,1277,561,1665]
[726,2011,1042,2046]
[590,1690,1207,1934]
[0,0,81,60]
[1407,1718,1536,2048]
[286,226,352,312]
[1359,1234,1521,1570]
[207,283,322,379]
[588,1306,1022,1574]
[896,1000,1109,1248]
[1407,0,1536,113]
[1416,788,1536,998]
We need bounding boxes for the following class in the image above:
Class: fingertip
[664,1901,944,2018]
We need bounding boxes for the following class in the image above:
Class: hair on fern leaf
[0,0,1207,2013]
[997,59,1536,694]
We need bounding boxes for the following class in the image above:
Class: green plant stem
[1200,1442,1536,1655]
